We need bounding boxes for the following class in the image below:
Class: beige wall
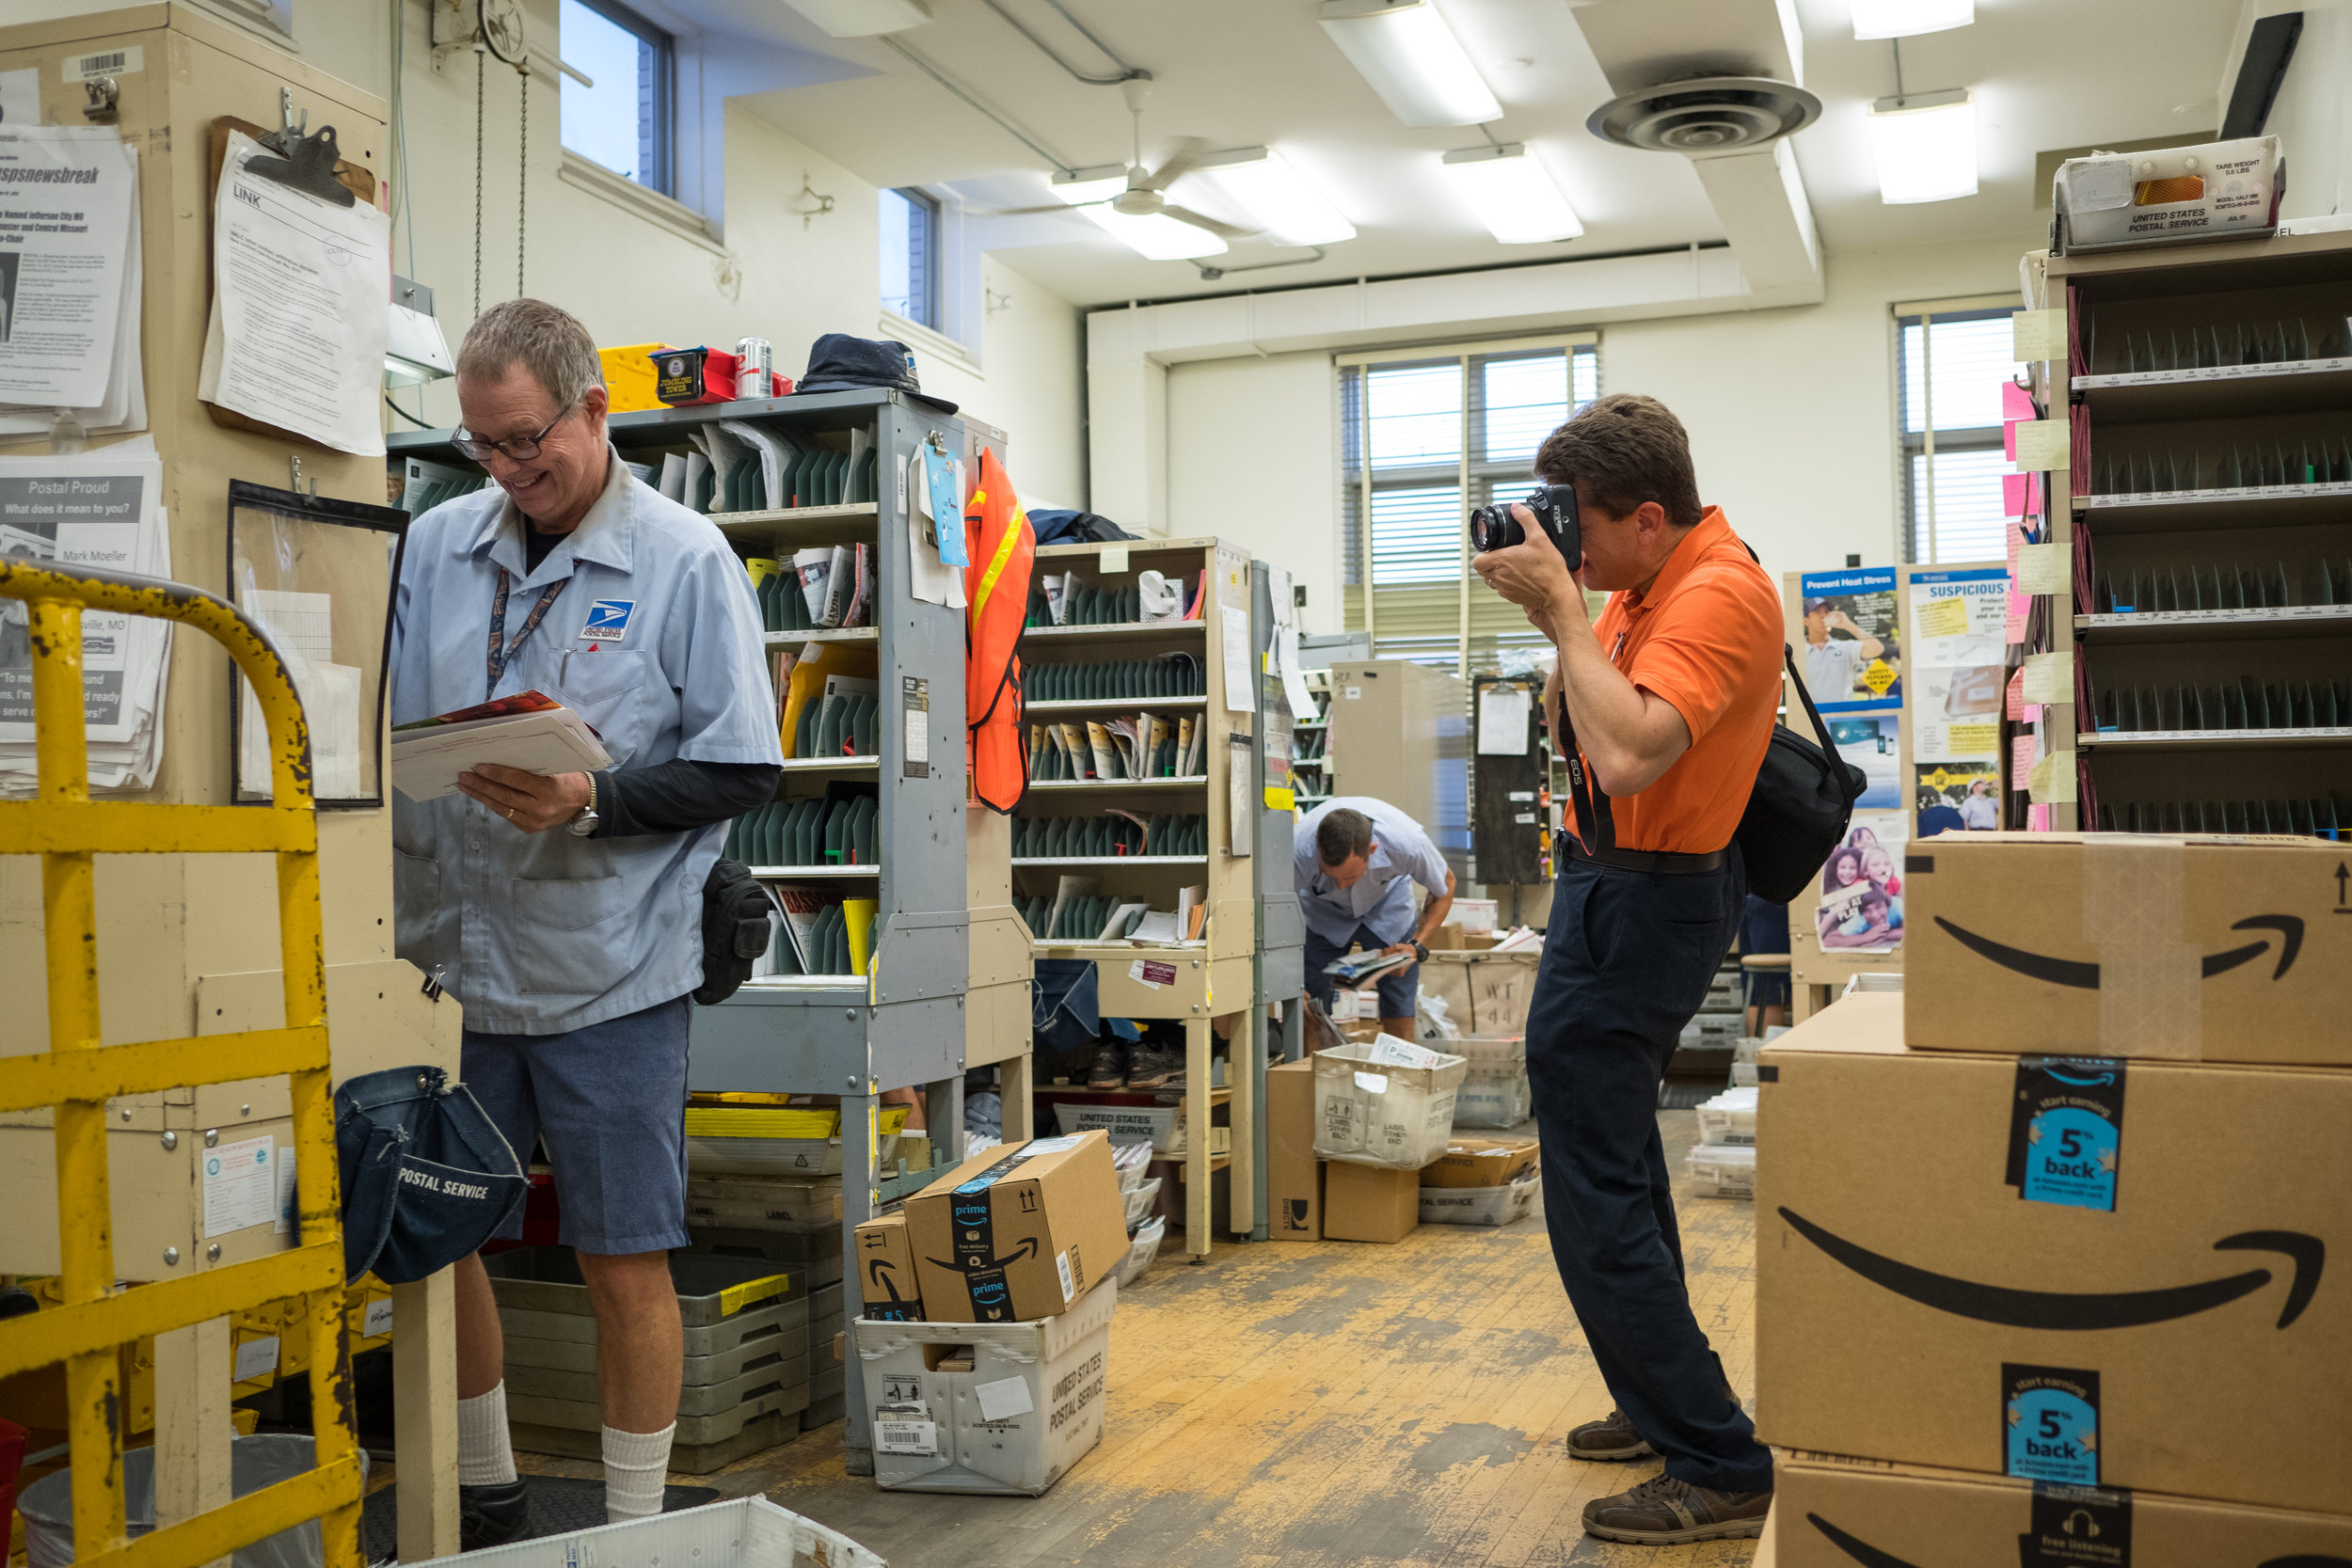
[1163,232,2033,618]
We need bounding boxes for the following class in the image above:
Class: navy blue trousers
[1525,852,1774,1495]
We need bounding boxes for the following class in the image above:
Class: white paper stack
[0,445,173,794]
[389,700,611,800]
[0,127,146,441]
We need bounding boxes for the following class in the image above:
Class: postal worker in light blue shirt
[389,299,782,1544]
[1294,796,1455,1039]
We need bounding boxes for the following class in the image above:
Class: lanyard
[486,568,570,699]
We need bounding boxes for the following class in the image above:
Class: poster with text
[1909,568,2009,762]
[1916,762,2003,835]
[1826,711,1902,811]
[1815,811,1908,954]
[1799,568,1900,711]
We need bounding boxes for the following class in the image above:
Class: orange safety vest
[963,449,1034,813]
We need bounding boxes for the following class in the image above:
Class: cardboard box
[854,1211,923,1322]
[1904,832,2352,1065]
[860,1277,1116,1496]
[903,1132,1129,1324]
[1267,1060,1325,1242]
[1323,1160,1422,1243]
[1756,992,2351,1513]
[1772,1451,2352,1567]
[1421,1135,1538,1189]
[1312,1038,1467,1170]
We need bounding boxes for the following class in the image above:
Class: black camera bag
[1735,644,1868,903]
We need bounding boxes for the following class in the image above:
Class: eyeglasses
[452,401,580,463]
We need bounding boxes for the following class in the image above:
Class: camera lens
[1469,506,1518,553]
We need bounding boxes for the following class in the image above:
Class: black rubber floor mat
[361,1477,721,1560]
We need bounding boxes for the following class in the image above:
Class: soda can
[734,336,771,400]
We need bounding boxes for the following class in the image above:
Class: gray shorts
[461,995,693,1256]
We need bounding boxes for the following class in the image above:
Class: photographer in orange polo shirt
[1472,393,1782,1547]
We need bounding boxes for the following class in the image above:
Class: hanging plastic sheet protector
[1796,567,1900,711]
[1909,568,2009,764]
[198,130,390,455]
[1216,543,1251,712]
[0,125,135,408]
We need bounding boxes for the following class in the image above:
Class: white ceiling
[689,0,2244,307]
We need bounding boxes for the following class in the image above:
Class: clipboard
[200,114,380,448]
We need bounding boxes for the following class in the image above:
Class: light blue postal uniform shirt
[389,446,782,1035]
[1293,796,1451,947]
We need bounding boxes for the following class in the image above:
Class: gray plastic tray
[505,1354,811,1417]
[508,1380,810,1441]
[496,1293,806,1356]
[485,1247,803,1328]
[503,1316,809,1385]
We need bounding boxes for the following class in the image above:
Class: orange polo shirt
[1571,507,1782,855]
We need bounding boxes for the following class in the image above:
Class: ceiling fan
[988,77,1254,239]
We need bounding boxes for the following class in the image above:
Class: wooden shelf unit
[1016,536,1264,1258]
[2029,229,2352,835]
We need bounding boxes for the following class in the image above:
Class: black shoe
[1126,1044,1185,1089]
[1087,1042,1128,1090]
[1564,1408,1655,1461]
[460,1480,532,1552]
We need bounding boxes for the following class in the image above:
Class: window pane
[1480,354,1565,467]
[880,190,917,323]
[1900,314,2024,434]
[561,0,656,185]
[1571,345,1599,408]
[1368,362,1461,469]
[1370,484,1464,584]
[1909,447,2010,563]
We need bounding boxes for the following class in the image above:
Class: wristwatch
[1410,939,1428,962]
[567,773,602,837]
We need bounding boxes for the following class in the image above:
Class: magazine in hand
[1322,948,1414,983]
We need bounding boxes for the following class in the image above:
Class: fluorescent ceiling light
[1052,166,1228,261]
[1851,0,1972,39]
[780,0,930,37]
[1185,147,1357,246]
[1868,88,1978,203]
[1318,0,1501,128]
[1439,143,1582,244]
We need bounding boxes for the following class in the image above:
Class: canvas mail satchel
[336,1065,528,1284]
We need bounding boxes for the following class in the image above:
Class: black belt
[1565,837,1727,875]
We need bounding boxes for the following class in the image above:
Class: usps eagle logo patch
[580,599,636,641]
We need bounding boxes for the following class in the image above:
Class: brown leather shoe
[1564,1408,1655,1461]
[1581,1473,1772,1545]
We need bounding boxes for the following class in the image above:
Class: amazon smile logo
[1934,914,2303,988]
[1807,1513,2352,1568]
[1777,1209,2324,1329]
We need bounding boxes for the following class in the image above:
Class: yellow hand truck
[0,559,360,1568]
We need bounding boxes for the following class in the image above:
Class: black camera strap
[1551,683,1616,856]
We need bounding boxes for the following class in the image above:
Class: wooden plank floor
[602,1107,1762,1568]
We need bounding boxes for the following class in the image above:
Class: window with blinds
[1339,341,1600,671]
[1897,306,2025,565]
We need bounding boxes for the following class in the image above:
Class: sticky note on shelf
[2022,651,2074,705]
[2027,750,2077,803]
[2002,379,2037,421]
[2017,543,2071,596]
[2011,419,2071,472]
[2012,309,2067,362]
[2010,732,2037,783]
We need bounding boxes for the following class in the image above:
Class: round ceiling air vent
[1586,76,1822,153]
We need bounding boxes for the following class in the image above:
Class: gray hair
[456,298,605,409]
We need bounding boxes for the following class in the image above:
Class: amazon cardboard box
[1772,1452,2352,1567]
[1903,832,2352,1064]
[1755,993,2351,1514]
[853,1211,923,1322]
[1323,1160,1422,1243]
[903,1132,1128,1324]
[1267,1060,1324,1242]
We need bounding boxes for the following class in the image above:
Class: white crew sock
[601,1423,675,1523]
[456,1384,518,1487]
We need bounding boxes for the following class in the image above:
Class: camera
[1470,482,1581,566]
